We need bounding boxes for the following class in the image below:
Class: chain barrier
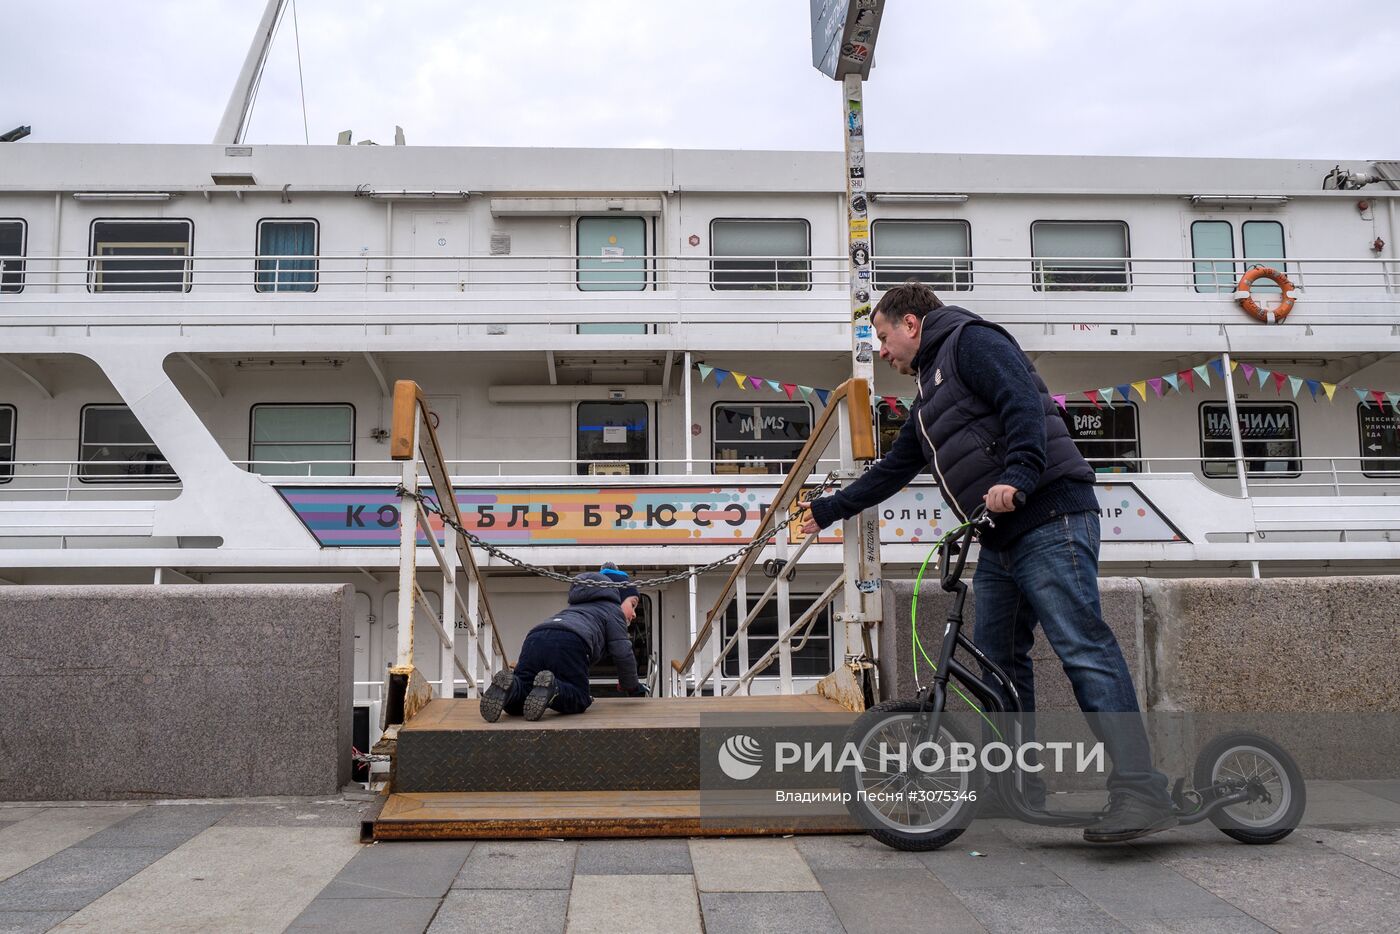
[394,471,839,589]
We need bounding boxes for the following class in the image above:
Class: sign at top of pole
[810,0,886,80]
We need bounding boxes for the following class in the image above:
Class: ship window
[710,219,811,291]
[1031,221,1130,292]
[1059,402,1140,473]
[577,401,650,476]
[256,219,318,292]
[0,220,25,293]
[249,404,355,477]
[577,216,647,295]
[0,406,13,483]
[872,220,972,291]
[589,594,653,689]
[876,398,907,458]
[1191,220,1235,293]
[89,219,193,293]
[722,594,833,679]
[1199,402,1300,478]
[712,402,812,475]
[78,405,177,482]
[1242,221,1287,293]
[1358,402,1400,477]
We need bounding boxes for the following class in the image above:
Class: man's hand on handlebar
[984,485,1024,514]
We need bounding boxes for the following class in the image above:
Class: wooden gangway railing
[384,380,508,730]
[670,377,880,703]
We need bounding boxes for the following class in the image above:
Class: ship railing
[0,459,181,499]
[669,378,881,703]
[3,253,1398,296]
[235,457,847,478]
[1091,454,1400,496]
[381,379,508,734]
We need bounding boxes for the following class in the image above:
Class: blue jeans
[972,511,1169,805]
[504,628,594,716]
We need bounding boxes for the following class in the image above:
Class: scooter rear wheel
[1192,731,1305,845]
[840,700,983,852]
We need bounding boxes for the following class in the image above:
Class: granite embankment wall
[881,576,1400,778]
[0,584,354,800]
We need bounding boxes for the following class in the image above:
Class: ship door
[352,591,373,700]
[588,593,657,697]
[412,212,468,291]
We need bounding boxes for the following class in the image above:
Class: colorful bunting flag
[882,395,901,413]
[782,382,797,400]
[1229,358,1239,373]
[1323,381,1337,401]
[1272,372,1288,395]
[1148,377,1164,398]
[698,363,714,382]
[1355,388,1370,406]
[1305,378,1320,401]
[1208,359,1225,381]
[1163,373,1180,393]
[1373,390,1388,410]
[712,368,730,387]
[1179,370,1195,391]
[1115,384,1131,404]
[1052,393,1068,411]
[766,379,782,393]
[1131,380,1147,402]
[1085,390,1101,409]
[732,371,748,389]
[1098,387,1116,407]
[815,388,830,406]
[1288,376,1303,399]
[1256,367,1271,389]
[1241,362,1255,382]
[1389,393,1400,412]
[1194,364,1211,387]
[798,385,814,401]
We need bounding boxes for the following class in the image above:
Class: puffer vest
[910,313,1094,523]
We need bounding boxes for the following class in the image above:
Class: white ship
[3,3,1398,711]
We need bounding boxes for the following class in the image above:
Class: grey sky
[5,0,1398,159]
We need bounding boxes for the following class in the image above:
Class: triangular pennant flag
[1373,390,1388,410]
[1288,376,1304,399]
[1322,381,1337,401]
[1148,377,1164,398]
[1115,384,1131,404]
[1272,372,1288,395]
[748,376,764,391]
[1389,393,1400,412]
[1241,362,1255,382]
[1163,373,1180,393]
[1305,378,1320,401]
[815,388,831,406]
[766,379,782,393]
[1131,380,1147,402]
[1229,359,1239,373]
[1085,390,1101,409]
[899,397,914,409]
[882,395,901,413]
[1194,364,1211,387]
[1355,388,1371,406]
[1098,387,1116,407]
[782,382,797,400]
[1208,359,1225,381]
[1255,367,1271,389]
[1052,394,1068,411]
[712,368,729,387]
[1179,370,1195,392]
[798,385,814,400]
[732,371,748,389]
[697,363,714,382]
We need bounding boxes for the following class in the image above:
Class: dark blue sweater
[812,325,1098,548]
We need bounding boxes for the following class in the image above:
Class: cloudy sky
[5,0,1398,159]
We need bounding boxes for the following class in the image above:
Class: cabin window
[1191,220,1235,293]
[1059,402,1140,473]
[1358,402,1400,477]
[1242,221,1287,293]
[871,219,972,291]
[256,219,318,292]
[577,401,650,475]
[1031,220,1130,291]
[0,220,25,293]
[0,406,14,482]
[88,219,193,293]
[876,398,908,457]
[712,402,812,475]
[722,594,833,679]
[710,219,811,291]
[249,404,355,477]
[78,405,176,482]
[1199,402,1300,478]
[577,216,647,295]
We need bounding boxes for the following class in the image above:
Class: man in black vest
[801,280,1175,842]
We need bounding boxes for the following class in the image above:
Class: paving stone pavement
[0,782,1396,933]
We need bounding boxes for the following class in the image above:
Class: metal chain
[395,483,834,589]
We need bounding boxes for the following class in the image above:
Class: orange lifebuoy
[1235,267,1297,323]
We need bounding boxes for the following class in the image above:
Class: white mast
[213,0,288,144]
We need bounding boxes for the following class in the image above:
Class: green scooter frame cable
[910,521,1003,741]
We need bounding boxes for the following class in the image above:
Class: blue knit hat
[599,562,640,603]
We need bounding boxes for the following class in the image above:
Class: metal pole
[1220,352,1260,578]
[684,351,694,474]
[440,523,457,699]
[395,417,421,667]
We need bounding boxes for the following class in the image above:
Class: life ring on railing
[1234,267,1297,323]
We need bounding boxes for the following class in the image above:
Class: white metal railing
[382,379,508,731]
[1,253,1397,299]
[670,378,880,703]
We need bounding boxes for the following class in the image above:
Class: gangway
[369,378,881,840]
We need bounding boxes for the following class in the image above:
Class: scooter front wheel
[839,700,982,852]
[1192,731,1305,845]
